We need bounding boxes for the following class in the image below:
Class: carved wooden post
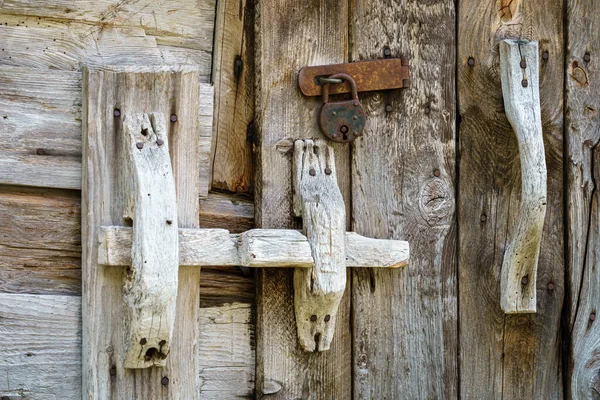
[121,112,178,368]
[499,39,547,313]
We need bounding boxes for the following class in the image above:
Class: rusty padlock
[319,73,366,143]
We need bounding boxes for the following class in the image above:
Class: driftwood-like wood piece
[120,112,179,368]
[292,139,347,352]
[499,40,547,314]
[99,227,409,270]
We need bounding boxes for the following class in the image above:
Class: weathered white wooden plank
[0,293,81,400]
[499,40,547,314]
[0,294,255,399]
[198,303,254,399]
[98,226,409,270]
[82,66,203,398]
[120,112,179,369]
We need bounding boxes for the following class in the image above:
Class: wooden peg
[121,112,179,368]
[292,139,347,351]
[499,39,547,313]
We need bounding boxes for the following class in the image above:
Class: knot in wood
[418,177,454,226]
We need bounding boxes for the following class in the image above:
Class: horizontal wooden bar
[99,227,410,269]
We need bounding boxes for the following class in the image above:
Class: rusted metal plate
[298,58,410,97]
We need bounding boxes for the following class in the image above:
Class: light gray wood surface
[82,66,203,399]
[499,40,547,314]
[566,0,600,397]
[254,0,352,398]
[458,0,564,398]
[349,0,457,398]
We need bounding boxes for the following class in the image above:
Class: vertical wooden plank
[254,0,351,398]
[211,0,255,194]
[565,0,600,397]
[349,1,457,398]
[458,1,564,398]
[82,66,204,399]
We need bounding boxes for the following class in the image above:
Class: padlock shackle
[321,73,359,104]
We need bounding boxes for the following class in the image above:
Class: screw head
[170,114,177,122]
[310,315,317,322]
[467,57,475,66]
[383,47,391,57]
[114,108,121,117]
[156,138,164,146]
[385,104,393,113]
[309,168,316,176]
[584,52,591,62]
[521,79,528,88]
[161,376,169,386]
[325,167,332,175]
[520,60,527,69]
[480,214,487,222]
[547,282,555,290]
[136,142,144,150]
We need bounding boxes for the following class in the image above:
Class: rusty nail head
[324,315,331,322]
[354,101,359,107]
[332,111,337,116]
[591,313,597,321]
[547,282,555,290]
[310,315,317,322]
[114,108,121,117]
[467,57,475,66]
[385,104,393,112]
[542,51,549,60]
[170,114,177,122]
[520,60,527,69]
[325,167,332,175]
[521,276,528,285]
[425,106,431,114]
[161,376,169,386]
[166,219,173,225]
[36,148,45,155]
[309,168,316,176]
[433,169,440,177]
[110,366,117,377]
[157,138,164,146]
[521,79,528,88]
[480,214,487,222]
[353,115,358,120]
[136,142,144,150]
[383,47,391,57]
[584,52,591,62]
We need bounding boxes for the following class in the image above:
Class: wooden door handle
[499,39,547,313]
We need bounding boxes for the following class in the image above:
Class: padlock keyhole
[339,125,349,141]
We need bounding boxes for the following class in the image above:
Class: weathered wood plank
[0,186,255,298]
[458,0,564,398]
[566,0,600,397]
[349,1,457,398]
[0,293,81,400]
[0,0,216,52]
[0,66,213,192]
[0,294,255,400]
[211,0,255,194]
[254,0,351,397]
[82,66,203,398]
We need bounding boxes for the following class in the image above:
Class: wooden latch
[499,39,547,314]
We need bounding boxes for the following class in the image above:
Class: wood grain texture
[566,0,600,397]
[82,66,202,398]
[211,0,255,193]
[0,294,255,400]
[0,293,81,400]
[499,40,547,314]
[254,0,351,397]
[349,0,457,398]
[458,0,564,398]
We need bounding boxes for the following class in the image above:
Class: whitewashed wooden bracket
[120,112,178,368]
[499,39,548,314]
[292,139,410,351]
